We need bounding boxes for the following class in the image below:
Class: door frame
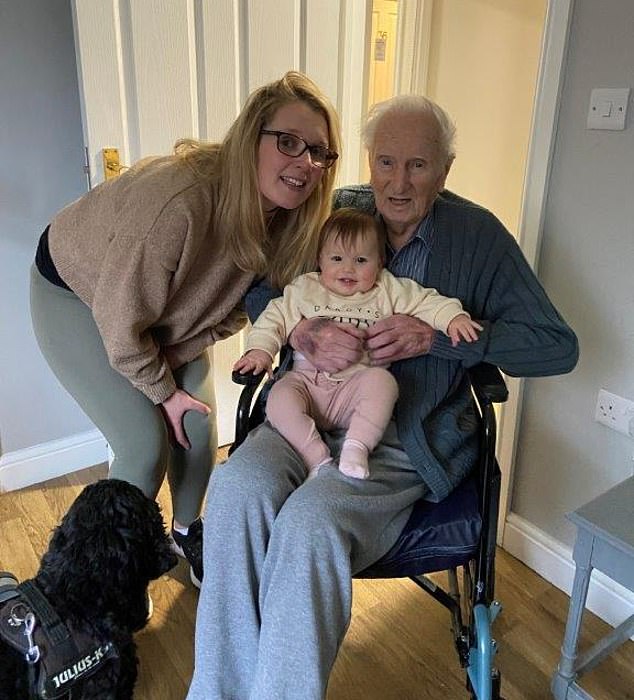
[395,0,576,541]
[496,0,576,540]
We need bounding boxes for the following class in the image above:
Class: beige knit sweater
[49,156,254,404]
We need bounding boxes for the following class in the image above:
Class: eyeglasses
[260,130,338,169]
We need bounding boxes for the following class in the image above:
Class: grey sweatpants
[187,421,428,700]
[30,265,217,524]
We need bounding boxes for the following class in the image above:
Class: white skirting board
[504,512,634,635]
[0,430,108,492]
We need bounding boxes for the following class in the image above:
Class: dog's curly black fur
[0,479,177,699]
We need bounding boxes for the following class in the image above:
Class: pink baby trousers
[266,365,399,472]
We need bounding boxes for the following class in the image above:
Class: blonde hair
[318,208,386,264]
[175,72,341,289]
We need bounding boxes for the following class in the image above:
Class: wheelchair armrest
[231,369,267,386]
[467,363,508,406]
[466,363,507,604]
[230,370,267,454]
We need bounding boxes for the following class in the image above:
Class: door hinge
[83,146,91,190]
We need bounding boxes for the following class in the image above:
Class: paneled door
[71,0,368,445]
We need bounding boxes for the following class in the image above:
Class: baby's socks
[339,438,370,479]
[307,457,334,479]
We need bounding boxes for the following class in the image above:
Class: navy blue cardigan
[247,186,579,501]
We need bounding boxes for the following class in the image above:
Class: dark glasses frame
[260,129,338,169]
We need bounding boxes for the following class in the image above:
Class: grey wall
[512,0,634,546]
[0,0,93,454]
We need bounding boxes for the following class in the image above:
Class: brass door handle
[102,148,126,180]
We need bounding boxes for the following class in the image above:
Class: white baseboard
[0,430,108,492]
[503,512,634,633]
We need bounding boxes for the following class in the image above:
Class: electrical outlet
[595,389,634,438]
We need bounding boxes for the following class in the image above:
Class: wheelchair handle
[467,363,508,406]
[231,369,267,386]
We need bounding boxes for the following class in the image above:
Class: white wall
[0,1,95,462]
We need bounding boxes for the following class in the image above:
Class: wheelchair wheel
[468,668,504,700]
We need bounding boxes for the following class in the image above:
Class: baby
[234,208,482,479]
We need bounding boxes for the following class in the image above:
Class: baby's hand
[447,314,484,347]
[233,350,273,377]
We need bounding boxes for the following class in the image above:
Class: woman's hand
[160,389,211,450]
[233,350,273,377]
[365,314,436,365]
[289,317,366,373]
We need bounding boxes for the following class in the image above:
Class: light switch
[599,100,612,117]
[587,88,630,130]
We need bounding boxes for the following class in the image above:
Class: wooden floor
[1,462,631,700]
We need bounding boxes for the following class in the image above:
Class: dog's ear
[43,480,176,592]
[96,480,177,582]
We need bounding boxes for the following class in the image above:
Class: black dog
[0,479,177,699]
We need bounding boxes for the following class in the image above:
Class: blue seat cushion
[358,473,482,579]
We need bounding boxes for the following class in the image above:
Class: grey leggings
[30,265,217,524]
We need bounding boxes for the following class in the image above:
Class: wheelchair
[230,361,508,700]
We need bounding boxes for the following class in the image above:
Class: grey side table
[552,475,634,699]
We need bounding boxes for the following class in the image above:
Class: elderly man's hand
[366,314,435,365]
[289,317,366,373]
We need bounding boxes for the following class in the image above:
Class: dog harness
[0,572,119,699]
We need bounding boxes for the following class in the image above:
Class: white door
[71,0,368,445]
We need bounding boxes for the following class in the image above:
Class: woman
[30,71,340,587]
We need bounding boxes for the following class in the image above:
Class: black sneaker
[171,519,203,588]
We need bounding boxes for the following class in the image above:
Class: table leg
[552,530,594,696]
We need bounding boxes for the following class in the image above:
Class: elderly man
[290,95,579,501]
[187,96,578,700]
